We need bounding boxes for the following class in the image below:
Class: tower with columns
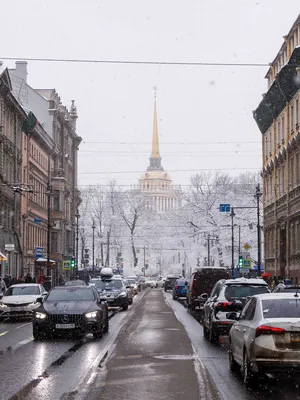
[138,95,181,212]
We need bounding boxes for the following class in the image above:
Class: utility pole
[75,209,80,278]
[207,234,211,266]
[92,220,95,275]
[143,246,146,277]
[230,208,235,276]
[238,225,241,256]
[106,230,110,267]
[255,184,262,276]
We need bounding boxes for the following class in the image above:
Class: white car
[88,278,100,287]
[229,293,300,385]
[145,278,157,288]
[0,283,48,319]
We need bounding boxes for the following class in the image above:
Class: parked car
[164,276,180,292]
[172,278,189,299]
[186,267,229,312]
[273,283,300,293]
[228,293,300,385]
[65,280,87,287]
[0,284,48,320]
[123,280,134,304]
[95,273,129,310]
[32,286,108,340]
[203,278,270,343]
[126,278,139,295]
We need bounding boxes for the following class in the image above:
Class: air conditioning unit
[52,220,61,229]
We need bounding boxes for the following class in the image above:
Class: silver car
[229,293,300,385]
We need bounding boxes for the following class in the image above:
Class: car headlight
[117,292,127,297]
[0,302,7,308]
[29,301,38,306]
[85,311,98,318]
[35,312,47,319]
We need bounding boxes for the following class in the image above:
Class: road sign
[243,243,251,251]
[242,251,251,260]
[34,247,44,258]
[5,244,15,252]
[34,217,42,224]
[63,261,71,270]
[219,204,230,213]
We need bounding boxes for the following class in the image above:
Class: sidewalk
[91,289,216,400]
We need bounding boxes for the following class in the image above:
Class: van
[186,267,230,312]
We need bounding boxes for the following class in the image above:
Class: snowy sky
[1,0,300,188]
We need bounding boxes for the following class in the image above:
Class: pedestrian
[0,277,7,298]
[37,274,45,285]
[58,274,65,286]
[25,272,33,283]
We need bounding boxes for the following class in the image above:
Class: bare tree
[117,191,145,267]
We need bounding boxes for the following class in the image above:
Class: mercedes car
[32,286,109,340]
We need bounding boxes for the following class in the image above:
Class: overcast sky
[1,0,300,188]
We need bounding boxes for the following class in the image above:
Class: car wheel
[209,323,219,344]
[243,351,255,385]
[103,319,109,333]
[122,303,128,311]
[164,287,167,292]
[228,343,239,371]
[129,298,133,305]
[93,323,103,339]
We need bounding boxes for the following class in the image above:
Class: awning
[35,258,55,263]
[0,252,7,261]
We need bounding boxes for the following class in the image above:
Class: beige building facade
[254,14,300,281]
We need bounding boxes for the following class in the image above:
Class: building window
[281,116,285,140]
[296,98,299,125]
[291,104,294,130]
[277,120,281,143]
[53,190,60,211]
[51,232,58,253]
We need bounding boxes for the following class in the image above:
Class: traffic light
[238,256,243,268]
[134,257,138,267]
[71,258,76,268]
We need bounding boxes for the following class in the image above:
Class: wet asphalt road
[2,289,300,399]
[165,292,300,400]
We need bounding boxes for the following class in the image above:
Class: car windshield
[47,288,95,301]
[5,286,40,296]
[225,285,269,300]
[282,287,300,292]
[96,280,123,290]
[127,279,136,285]
[262,299,300,318]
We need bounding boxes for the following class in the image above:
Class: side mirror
[36,297,43,304]
[226,312,239,320]
[200,293,208,300]
[126,285,131,289]
[42,291,48,296]
[185,281,189,286]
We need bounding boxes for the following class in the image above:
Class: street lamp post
[92,220,95,275]
[75,209,80,279]
[255,184,262,276]
[230,208,235,276]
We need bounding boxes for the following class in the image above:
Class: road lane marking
[16,323,31,329]
[0,331,9,337]
[14,336,34,350]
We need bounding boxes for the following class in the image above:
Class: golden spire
[151,91,160,159]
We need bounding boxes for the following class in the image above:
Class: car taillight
[216,302,232,308]
[176,286,180,289]
[255,325,285,338]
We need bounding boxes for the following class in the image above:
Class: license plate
[291,333,300,343]
[55,324,75,329]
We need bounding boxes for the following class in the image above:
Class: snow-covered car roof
[224,278,268,286]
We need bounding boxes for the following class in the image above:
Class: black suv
[95,278,129,310]
[32,286,109,340]
[186,267,229,312]
[202,278,270,343]
[164,276,180,292]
